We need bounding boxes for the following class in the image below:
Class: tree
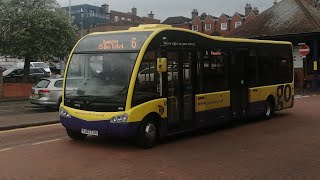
[0,0,78,78]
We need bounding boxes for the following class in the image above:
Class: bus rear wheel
[66,129,87,141]
[136,119,158,148]
[264,99,275,120]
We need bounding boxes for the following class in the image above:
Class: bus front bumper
[60,116,140,138]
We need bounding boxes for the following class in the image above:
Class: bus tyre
[136,119,158,148]
[66,129,87,141]
[264,99,275,120]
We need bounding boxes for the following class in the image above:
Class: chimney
[191,9,199,19]
[245,3,252,17]
[273,0,278,6]
[252,7,259,15]
[200,12,207,19]
[148,11,154,19]
[101,4,110,19]
[132,7,137,16]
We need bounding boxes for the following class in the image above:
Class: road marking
[32,139,61,146]
[0,148,13,152]
[0,109,18,112]
[295,95,318,99]
[0,123,61,134]
[295,95,303,99]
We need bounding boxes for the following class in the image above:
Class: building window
[205,24,212,31]
[235,21,242,28]
[192,25,199,31]
[89,9,96,17]
[71,9,81,15]
[114,16,119,22]
[221,23,227,31]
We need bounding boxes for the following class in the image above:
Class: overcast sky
[57,0,278,21]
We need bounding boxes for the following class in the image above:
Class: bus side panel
[249,83,294,115]
[126,98,167,122]
[195,91,231,127]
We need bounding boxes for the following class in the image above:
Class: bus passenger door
[166,51,196,132]
[230,48,249,118]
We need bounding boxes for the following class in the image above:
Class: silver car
[30,77,82,108]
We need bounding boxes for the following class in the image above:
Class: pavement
[0,90,319,131]
[0,100,59,131]
[0,112,59,131]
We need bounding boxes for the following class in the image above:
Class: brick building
[110,8,160,24]
[162,3,259,36]
[227,0,320,92]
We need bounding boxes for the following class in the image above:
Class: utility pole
[80,7,83,37]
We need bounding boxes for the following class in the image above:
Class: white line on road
[32,139,61,146]
[0,148,13,152]
[295,95,317,99]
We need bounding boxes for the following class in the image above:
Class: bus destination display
[74,32,152,52]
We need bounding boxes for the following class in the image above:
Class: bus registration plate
[81,129,98,136]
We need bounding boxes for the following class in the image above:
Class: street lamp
[68,0,71,18]
[80,7,83,37]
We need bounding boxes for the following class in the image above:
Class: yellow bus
[60,24,294,148]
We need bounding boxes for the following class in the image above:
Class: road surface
[0,96,319,179]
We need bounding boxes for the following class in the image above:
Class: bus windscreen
[74,31,153,52]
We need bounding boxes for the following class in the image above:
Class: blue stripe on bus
[248,101,266,117]
[195,100,267,125]
[196,107,231,127]
[60,116,140,138]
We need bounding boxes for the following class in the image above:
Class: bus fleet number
[276,84,292,110]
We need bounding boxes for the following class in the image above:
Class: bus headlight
[110,114,128,123]
[60,108,71,118]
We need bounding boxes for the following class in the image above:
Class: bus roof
[88,24,292,46]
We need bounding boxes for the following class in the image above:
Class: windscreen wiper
[67,95,97,103]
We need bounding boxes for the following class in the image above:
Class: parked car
[48,63,61,75]
[17,62,51,75]
[30,77,83,108]
[2,67,50,82]
[0,64,14,71]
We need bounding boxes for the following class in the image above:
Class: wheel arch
[142,112,162,127]
[267,95,276,109]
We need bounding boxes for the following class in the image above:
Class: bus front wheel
[66,129,87,141]
[136,119,158,148]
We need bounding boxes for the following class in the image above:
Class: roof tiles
[227,0,320,38]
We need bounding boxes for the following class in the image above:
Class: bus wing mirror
[157,58,167,72]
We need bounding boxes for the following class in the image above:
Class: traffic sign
[299,44,310,56]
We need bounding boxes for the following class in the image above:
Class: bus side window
[132,50,160,107]
[201,49,229,93]
[247,49,258,87]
